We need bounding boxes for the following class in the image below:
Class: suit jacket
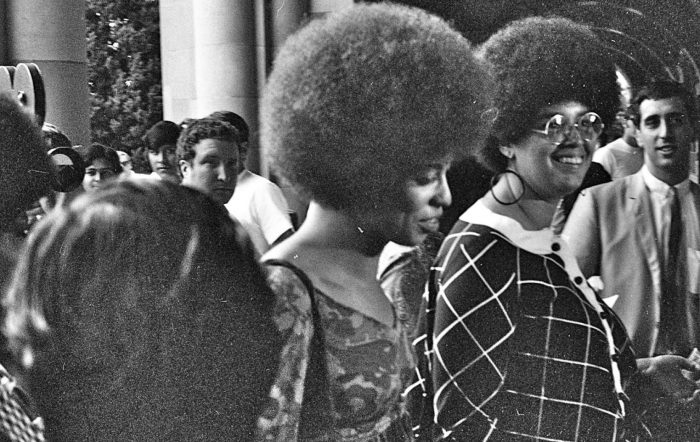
[564,170,700,357]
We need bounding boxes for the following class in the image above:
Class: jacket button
[552,242,561,252]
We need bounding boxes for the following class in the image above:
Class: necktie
[660,187,684,354]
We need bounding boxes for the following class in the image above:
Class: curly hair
[475,16,620,173]
[261,3,494,212]
[80,143,123,174]
[207,111,249,143]
[176,117,240,164]
[0,93,53,229]
[3,179,279,440]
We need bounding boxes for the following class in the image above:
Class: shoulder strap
[262,259,335,438]
[263,259,318,309]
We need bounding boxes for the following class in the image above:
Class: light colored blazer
[564,170,700,357]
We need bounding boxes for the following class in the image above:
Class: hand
[637,355,700,404]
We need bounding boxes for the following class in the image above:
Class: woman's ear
[498,145,514,159]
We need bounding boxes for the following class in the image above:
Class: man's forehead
[639,96,687,117]
[194,138,238,155]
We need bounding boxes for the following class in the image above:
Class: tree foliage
[86,0,161,153]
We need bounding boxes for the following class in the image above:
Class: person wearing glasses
[411,17,651,440]
[565,80,700,440]
[80,143,123,193]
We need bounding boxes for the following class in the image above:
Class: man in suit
[565,80,700,439]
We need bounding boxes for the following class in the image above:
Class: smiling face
[83,158,119,192]
[635,96,694,185]
[179,138,239,205]
[364,162,452,247]
[510,101,595,203]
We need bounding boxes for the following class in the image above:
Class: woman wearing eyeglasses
[412,17,647,441]
[80,144,123,193]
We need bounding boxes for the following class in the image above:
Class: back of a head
[476,16,619,172]
[207,110,249,143]
[0,93,53,231]
[4,179,279,440]
[261,3,494,212]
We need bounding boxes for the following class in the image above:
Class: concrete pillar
[159,0,195,124]
[192,0,257,122]
[270,0,308,55]
[6,0,90,147]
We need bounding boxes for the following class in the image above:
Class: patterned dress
[409,200,639,441]
[257,261,415,441]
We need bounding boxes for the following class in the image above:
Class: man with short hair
[592,109,644,179]
[565,80,700,439]
[208,111,294,255]
[177,118,239,206]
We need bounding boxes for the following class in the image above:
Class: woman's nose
[434,174,452,207]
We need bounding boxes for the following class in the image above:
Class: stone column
[192,0,257,122]
[159,0,195,124]
[6,0,90,146]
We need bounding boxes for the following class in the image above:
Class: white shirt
[225,170,293,256]
[593,137,644,180]
[641,165,690,263]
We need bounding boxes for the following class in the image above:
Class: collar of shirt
[459,197,628,409]
[641,164,690,199]
[459,199,555,255]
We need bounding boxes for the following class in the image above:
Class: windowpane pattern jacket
[409,201,638,441]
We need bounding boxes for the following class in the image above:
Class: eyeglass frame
[530,111,605,144]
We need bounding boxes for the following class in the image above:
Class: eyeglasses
[85,167,118,178]
[531,112,604,144]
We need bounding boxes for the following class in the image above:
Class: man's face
[635,97,694,185]
[179,138,238,205]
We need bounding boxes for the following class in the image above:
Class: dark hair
[176,118,240,164]
[80,143,123,174]
[476,16,620,173]
[261,3,494,212]
[3,179,279,440]
[41,123,72,150]
[0,93,53,229]
[207,111,249,143]
[628,79,698,126]
[144,120,181,152]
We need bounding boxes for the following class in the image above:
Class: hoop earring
[490,169,525,206]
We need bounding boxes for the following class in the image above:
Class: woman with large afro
[256,3,494,440]
[411,16,663,440]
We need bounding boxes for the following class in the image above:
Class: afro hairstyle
[476,16,620,173]
[261,3,494,212]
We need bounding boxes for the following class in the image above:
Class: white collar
[641,164,690,197]
[459,199,556,255]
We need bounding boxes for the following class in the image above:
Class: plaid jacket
[408,201,637,441]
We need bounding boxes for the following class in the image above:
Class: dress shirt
[641,165,690,265]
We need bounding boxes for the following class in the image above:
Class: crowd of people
[0,2,698,441]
